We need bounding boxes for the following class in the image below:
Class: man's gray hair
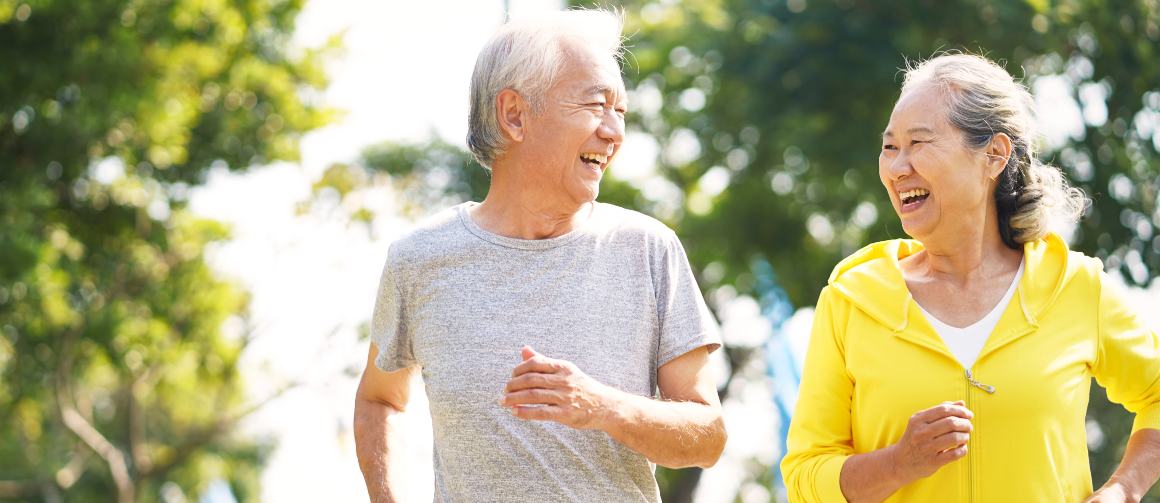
[902,53,1089,249]
[467,9,624,170]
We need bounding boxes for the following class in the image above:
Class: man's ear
[986,132,1013,180]
[496,88,527,143]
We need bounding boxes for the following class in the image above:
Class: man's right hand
[501,346,619,430]
[888,400,974,483]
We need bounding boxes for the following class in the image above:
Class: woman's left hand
[1083,482,1138,503]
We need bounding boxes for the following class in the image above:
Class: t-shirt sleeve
[370,250,417,372]
[654,231,721,367]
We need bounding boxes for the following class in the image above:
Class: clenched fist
[500,346,618,430]
[888,400,974,481]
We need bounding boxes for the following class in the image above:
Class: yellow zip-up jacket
[781,234,1160,502]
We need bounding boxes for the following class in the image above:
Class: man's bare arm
[353,345,418,503]
[502,345,726,468]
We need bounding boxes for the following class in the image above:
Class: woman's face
[879,85,996,243]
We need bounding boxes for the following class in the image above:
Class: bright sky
[186,2,1160,502]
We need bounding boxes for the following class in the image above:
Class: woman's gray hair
[901,53,1089,249]
[467,9,625,170]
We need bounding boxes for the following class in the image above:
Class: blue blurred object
[198,479,239,503]
[754,259,802,490]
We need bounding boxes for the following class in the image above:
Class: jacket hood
[827,233,1074,332]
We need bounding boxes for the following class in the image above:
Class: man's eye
[911,140,928,145]
[882,144,897,151]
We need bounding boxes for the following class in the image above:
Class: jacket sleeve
[781,286,854,502]
[1092,272,1160,434]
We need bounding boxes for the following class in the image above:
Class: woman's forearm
[840,446,909,503]
[1100,428,1160,500]
[840,401,973,502]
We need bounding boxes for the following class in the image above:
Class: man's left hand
[500,345,621,430]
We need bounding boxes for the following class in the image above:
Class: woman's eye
[911,139,927,145]
[882,144,897,151]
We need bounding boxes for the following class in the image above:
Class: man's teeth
[900,188,930,202]
[580,153,608,164]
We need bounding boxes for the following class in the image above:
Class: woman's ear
[986,132,1014,180]
[496,88,527,143]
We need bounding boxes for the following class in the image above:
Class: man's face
[520,42,626,207]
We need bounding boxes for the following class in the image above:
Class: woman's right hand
[888,400,974,483]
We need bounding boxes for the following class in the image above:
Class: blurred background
[2,0,1159,501]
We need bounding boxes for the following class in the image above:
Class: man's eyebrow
[584,84,612,96]
[580,84,628,107]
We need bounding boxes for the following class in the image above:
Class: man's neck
[470,170,593,240]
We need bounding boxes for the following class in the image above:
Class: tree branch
[141,380,300,478]
[60,401,134,502]
[55,335,135,503]
[54,449,90,490]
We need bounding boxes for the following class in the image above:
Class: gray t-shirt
[371,201,721,503]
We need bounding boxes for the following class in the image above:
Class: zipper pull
[965,370,996,394]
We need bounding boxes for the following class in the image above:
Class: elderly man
[353,9,725,502]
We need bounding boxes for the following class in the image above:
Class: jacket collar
[827,233,1072,337]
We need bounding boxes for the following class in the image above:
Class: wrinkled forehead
[552,39,627,100]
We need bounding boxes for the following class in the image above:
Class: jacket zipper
[965,370,996,394]
[964,370,995,502]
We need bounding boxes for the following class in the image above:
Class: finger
[931,431,970,451]
[520,345,539,362]
[913,402,974,423]
[501,389,560,407]
[924,416,973,437]
[511,404,564,422]
[511,356,563,377]
[504,372,562,393]
[934,443,968,464]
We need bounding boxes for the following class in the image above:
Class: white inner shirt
[915,258,1024,370]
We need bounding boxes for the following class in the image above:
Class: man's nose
[598,110,624,144]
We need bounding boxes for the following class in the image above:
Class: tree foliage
[0,0,330,500]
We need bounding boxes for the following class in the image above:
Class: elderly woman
[781,53,1160,502]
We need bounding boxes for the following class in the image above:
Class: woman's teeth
[900,188,930,204]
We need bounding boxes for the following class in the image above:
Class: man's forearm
[598,389,725,469]
[353,398,399,503]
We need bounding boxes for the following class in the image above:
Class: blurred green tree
[0,0,332,501]
[594,0,1160,307]
[310,0,1160,500]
